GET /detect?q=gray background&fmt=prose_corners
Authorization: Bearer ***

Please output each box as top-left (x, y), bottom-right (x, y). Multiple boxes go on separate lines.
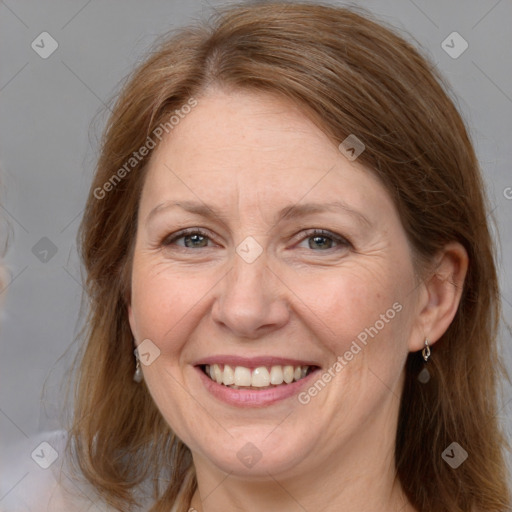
top-left (1, 0), bottom-right (511, 492)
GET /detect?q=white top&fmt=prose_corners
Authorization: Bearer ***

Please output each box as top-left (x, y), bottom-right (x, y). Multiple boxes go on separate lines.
top-left (0, 430), bottom-right (189, 511)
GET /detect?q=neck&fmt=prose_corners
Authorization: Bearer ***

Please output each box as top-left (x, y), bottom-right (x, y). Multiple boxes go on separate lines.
top-left (189, 463), bottom-right (413, 512)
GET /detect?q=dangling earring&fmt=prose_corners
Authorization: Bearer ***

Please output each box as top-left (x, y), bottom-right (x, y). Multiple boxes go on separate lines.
top-left (133, 351), bottom-right (143, 383)
top-left (418, 338), bottom-right (432, 384)
top-left (422, 338), bottom-right (431, 362)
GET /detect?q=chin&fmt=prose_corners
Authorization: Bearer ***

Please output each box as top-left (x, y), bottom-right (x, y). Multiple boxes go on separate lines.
top-left (192, 432), bottom-right (317, 479)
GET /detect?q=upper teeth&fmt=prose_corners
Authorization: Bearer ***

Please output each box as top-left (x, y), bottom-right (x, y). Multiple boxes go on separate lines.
top-left (205, 364), bottom-right (310, 388)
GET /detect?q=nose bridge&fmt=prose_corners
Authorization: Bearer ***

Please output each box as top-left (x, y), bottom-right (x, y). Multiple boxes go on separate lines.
top-left (211, 245), bottom-right (289, 338)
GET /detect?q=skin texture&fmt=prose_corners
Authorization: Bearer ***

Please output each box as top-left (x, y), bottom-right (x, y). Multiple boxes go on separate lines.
top-left (128, 89), bottom-right (468, 511)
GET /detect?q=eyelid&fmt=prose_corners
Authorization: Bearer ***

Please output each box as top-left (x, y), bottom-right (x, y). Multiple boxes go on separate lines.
top-left (160, 227), bottom-right (351, 251)
top-left (294, 228), bottom-right (352, 249)
top-left (161, 227), bottom-right (216, 247)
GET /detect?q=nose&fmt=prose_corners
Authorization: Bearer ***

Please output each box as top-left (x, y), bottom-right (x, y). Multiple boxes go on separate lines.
top-left (211, 250), bottom-right (290, 339)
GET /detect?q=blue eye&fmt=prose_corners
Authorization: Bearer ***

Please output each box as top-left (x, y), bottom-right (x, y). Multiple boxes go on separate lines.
top-left (161, 228), bottom-right (350, 252)
top-left (297, 229), bottom-right (350, 251)
top-left (162, 229), bottom-right (212, 248)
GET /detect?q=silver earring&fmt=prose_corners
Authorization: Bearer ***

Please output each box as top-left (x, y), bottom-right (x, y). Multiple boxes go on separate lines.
top-left (133, 353), bottom-right (143, 383)
top-left (422, 338), bottom-right (431, 362)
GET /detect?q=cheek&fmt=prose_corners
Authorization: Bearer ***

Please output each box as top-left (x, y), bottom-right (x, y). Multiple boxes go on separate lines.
top-left (130, 261), bottom-right (219, 353)
top-left (292, 264), bottom-right (406, 352)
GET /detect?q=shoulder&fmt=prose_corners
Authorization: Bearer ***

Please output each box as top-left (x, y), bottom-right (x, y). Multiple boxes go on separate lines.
top-left (0, 430), bottom-right (189, 511)
top-left (0, 429), bottom-right (111, 511)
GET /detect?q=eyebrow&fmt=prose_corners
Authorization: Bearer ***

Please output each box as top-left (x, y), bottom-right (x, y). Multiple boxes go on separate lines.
top-left (146, 199), bottom-right (371, 228)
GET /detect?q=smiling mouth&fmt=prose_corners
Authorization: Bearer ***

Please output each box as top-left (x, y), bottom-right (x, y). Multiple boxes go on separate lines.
top-left (200, 363), bottom-right (319, 390)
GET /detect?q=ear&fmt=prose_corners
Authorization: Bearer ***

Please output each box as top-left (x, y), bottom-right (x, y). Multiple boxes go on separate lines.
top-left (408, 242), bottom-right (468, 352)
top-left (128, 303), bottom-right (137, 342)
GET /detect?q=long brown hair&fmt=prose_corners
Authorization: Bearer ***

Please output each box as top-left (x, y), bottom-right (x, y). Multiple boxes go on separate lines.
top-left (70, 2), bottom-right (511, 511)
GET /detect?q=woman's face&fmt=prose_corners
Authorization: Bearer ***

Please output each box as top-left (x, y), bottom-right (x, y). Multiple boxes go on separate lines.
top-left (128, 89), bottom-right (422, 480)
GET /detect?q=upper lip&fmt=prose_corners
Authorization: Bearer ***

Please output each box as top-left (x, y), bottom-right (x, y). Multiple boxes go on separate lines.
top-left (193, 355), bottom-right (321, 369)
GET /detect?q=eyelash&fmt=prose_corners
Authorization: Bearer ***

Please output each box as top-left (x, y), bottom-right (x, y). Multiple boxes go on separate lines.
top-left (161, 228), bottom-right (211, 248)
top-left (161, 228), bottom-right (351, 252)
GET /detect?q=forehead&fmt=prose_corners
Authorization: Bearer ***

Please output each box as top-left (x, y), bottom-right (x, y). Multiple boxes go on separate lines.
top-left (140, 89), bottom-right (393, 220)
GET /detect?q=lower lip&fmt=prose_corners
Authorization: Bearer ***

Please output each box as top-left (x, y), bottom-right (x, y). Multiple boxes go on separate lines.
top-left (195, 366), bottom-right (321, 407)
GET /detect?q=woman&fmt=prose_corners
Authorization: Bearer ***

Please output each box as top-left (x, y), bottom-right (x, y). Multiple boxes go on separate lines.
top-left (2, 2), bottom-right (509, 511)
